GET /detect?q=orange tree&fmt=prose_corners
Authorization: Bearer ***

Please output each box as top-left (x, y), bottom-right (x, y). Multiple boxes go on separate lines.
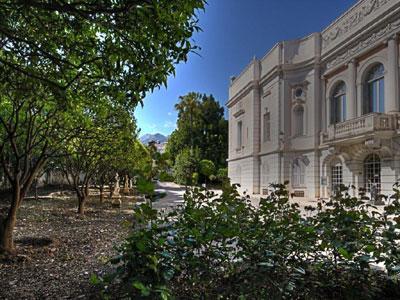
top-left (0, 0), bottom-right (206, 253)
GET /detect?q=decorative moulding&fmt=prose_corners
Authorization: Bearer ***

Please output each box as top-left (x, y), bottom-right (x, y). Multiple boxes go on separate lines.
top-left (233, 109), bottom-right (245, 118)
top-left (326, 18), bottom-right (400, 70)
top-left (322, 0), bottom-right (393, 50)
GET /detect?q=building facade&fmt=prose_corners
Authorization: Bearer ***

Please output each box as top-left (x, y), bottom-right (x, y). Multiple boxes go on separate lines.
top-left (227, 0), bottom-right (400, 200)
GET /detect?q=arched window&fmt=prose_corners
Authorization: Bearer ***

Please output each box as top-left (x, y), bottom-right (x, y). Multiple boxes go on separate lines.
top-left (331, 162), bottom-right (343, 192)
top-left (293, 105), bottom-right (304, 136)
top-left (364, 64), bottom-right (384, 114)
top-left (292, 158), bottom-right (305, 187)
top-left (331, 82), bottom-right (346, 124)
top-left (364, 154), bottom-right (381, 193)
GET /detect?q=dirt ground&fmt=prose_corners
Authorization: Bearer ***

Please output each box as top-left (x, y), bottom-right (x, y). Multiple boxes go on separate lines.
top-left (0, 188), bottom-right (136, 299)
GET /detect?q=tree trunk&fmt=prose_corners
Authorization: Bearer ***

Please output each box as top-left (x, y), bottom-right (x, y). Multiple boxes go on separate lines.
top-left (77, 184), bottom-right (89, 215)
top-left (0, 188), bottom-right (21, 254)
top-left (77, 195), bottom-right (86, 215)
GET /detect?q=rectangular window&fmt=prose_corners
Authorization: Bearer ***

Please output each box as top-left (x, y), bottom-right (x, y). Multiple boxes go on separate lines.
top-left (263, 111), bottom-right (271, 142)
top-left (237, 121), bottom-right (242, 149)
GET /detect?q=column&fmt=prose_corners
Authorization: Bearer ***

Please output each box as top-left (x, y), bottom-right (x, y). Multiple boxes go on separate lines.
top-left (357, 81), bottom-right (363, 117)
top-left (387, 35), bottom-right (399, 113)
top-left (347, 59), bottom-right (357, 119)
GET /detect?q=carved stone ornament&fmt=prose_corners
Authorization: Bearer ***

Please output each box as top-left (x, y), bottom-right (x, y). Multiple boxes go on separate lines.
top-left (327, 18), bottom-right (400, 69)
top-left (322, 0), bottom-right (392, 49)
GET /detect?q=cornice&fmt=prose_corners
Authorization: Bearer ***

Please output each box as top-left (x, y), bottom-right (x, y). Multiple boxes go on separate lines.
top-left (322, 0), bottom-right (394, 50)
top-left (226, 80), bottom-right (259, 108)
top-left (324, 17), bottom-right (400, 72)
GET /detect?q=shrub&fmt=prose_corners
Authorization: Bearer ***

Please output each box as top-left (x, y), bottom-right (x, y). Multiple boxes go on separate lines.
top-left (159, 171), bottom-right (174, 182)
top-left (136, 178), bottom-right (155, 199)
top-left (173, 148), bottom-right (199, 185)
top-left (216, 167), bottom-right (228, 183)
top-left (199, 159), bottom-right (215, 185)
top-left (97, 183), bottom-right (400, 299)
top-left (191, 172), bottom-right (199, 185)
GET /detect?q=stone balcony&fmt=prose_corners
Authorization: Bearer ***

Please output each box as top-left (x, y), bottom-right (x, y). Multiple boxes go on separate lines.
top-left (322, 113), bottom-right (400, 144)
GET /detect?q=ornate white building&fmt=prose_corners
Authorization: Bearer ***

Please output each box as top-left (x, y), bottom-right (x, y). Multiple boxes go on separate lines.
top-left (227, 0), bottom-right (400, 200)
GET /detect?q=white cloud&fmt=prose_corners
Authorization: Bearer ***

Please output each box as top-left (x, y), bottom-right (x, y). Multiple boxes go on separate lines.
top-left (167, 112), bottom-right (173, 116)
top-left (164, 121), bottom-right (176, 129)
top-left (149, 123), bottom-right (158, 130)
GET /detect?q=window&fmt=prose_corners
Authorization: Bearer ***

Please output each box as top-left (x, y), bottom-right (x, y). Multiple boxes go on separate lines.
top-left (331, 82), bottom-right (346, 124)
top-left (292, 159), bottom-right (305, 187)
top-left (364, 64), bottom-right (384, 114)
top-left (237, 121), bottom-right (243, 149)
top-left (263, 110), bottom-right (271, 142)
top-left (293, 106), bottom-right (304, 136)
top-left (364, 154), bottom-right (381, 193)
top-left (331, 164), bottom-right (343, 192)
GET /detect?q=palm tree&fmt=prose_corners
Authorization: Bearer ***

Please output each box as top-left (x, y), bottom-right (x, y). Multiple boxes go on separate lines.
top-left (174, 92), bottom-right (201, 151)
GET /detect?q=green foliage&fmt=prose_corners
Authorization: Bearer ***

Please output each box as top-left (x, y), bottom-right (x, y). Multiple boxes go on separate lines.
top-left (99, 183), bottom-right (400, 299)
top-left (199, 159), bottom-right (215, 178)
top-left (136, 178), bottom-right (155, 199)
top-left (165, 93), bottom-right (228, 170)
top-left (0, 1), bottom-right (206, 106)
top-left (0, 0), bottom-right (205, 249)
top-left (216, 168), bottom-right (228, 183)
top-left (158, 172), bottom-right (174, 182)
top-left (173, 148), bottom-right (200, 185)
top-left (192, 172), bottom-right (199, 185)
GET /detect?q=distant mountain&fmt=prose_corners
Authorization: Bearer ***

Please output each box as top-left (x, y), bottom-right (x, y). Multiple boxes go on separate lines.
top-left (140, 133), bottom-right (168, 145)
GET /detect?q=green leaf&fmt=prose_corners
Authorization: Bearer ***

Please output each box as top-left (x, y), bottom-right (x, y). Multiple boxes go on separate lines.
top-left (133, 281), bottom-right (151, 296)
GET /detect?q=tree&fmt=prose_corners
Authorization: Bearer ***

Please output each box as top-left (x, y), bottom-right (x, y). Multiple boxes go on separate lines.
top-left (173, 148), bottom-right (200, 186)
top-left (0, 74), bottom-right (78, 253)
top-left (199, 159), bottom-right (215, 186)
top-left (166, 93), bottom-right (228, 173)
top-left (0, 0), bottom-right (206, 253)
top-left (59, 101), bottom-right (136, 215)
top-left (0, 1), bottom-right (206, 105)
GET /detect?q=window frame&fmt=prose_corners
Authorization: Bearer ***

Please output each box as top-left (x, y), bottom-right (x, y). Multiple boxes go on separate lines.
top-left (292, 158), bottom-right (305, 188)
top-left (364, 64), bottom-right (385, 115)
top-left (293, 105), bottom-right (305, 137)
top-left (331, 82), bottom-right (347, 124)
top-left (237, 121), bottom-right (243, 150)
top-left (263, 110), bottom-right (271, 142)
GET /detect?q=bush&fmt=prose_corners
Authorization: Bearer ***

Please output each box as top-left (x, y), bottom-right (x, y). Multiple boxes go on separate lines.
top-left (136, 178), bottom-right (155, 199)
top-left (173, 148), bottom-right (199, 185)
top-left (191, 172), bottom-right (199, 185)
top-left (199, 159), bottom-right (215, 185)
top-left (159, 171), bottom-right (174, 182)
top-left (97, 183), bottom-right (400, 299)
top-left (216, 167), bottom-right (228, 183)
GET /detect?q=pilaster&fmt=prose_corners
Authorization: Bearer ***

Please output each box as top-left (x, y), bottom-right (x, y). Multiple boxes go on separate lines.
top-left (386, 35), bottom-right (399, 113)
top-left (347, 59), bottom-right (357, 119)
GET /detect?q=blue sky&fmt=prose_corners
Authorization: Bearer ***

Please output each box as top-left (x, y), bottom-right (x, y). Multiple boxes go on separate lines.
top-left (135, 0), bottom-right (356, 136)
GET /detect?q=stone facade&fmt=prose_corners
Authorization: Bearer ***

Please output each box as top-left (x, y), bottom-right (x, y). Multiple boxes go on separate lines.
top-left (227, 0), bottom-right (400, 200)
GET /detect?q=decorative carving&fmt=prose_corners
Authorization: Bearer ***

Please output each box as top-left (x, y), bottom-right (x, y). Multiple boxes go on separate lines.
top-left (326, 18), bottom-right (400, 69)
top-left (290, 81), bottom-right (309, 102)
top-left (322, 0), bottom-right (392, 49)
